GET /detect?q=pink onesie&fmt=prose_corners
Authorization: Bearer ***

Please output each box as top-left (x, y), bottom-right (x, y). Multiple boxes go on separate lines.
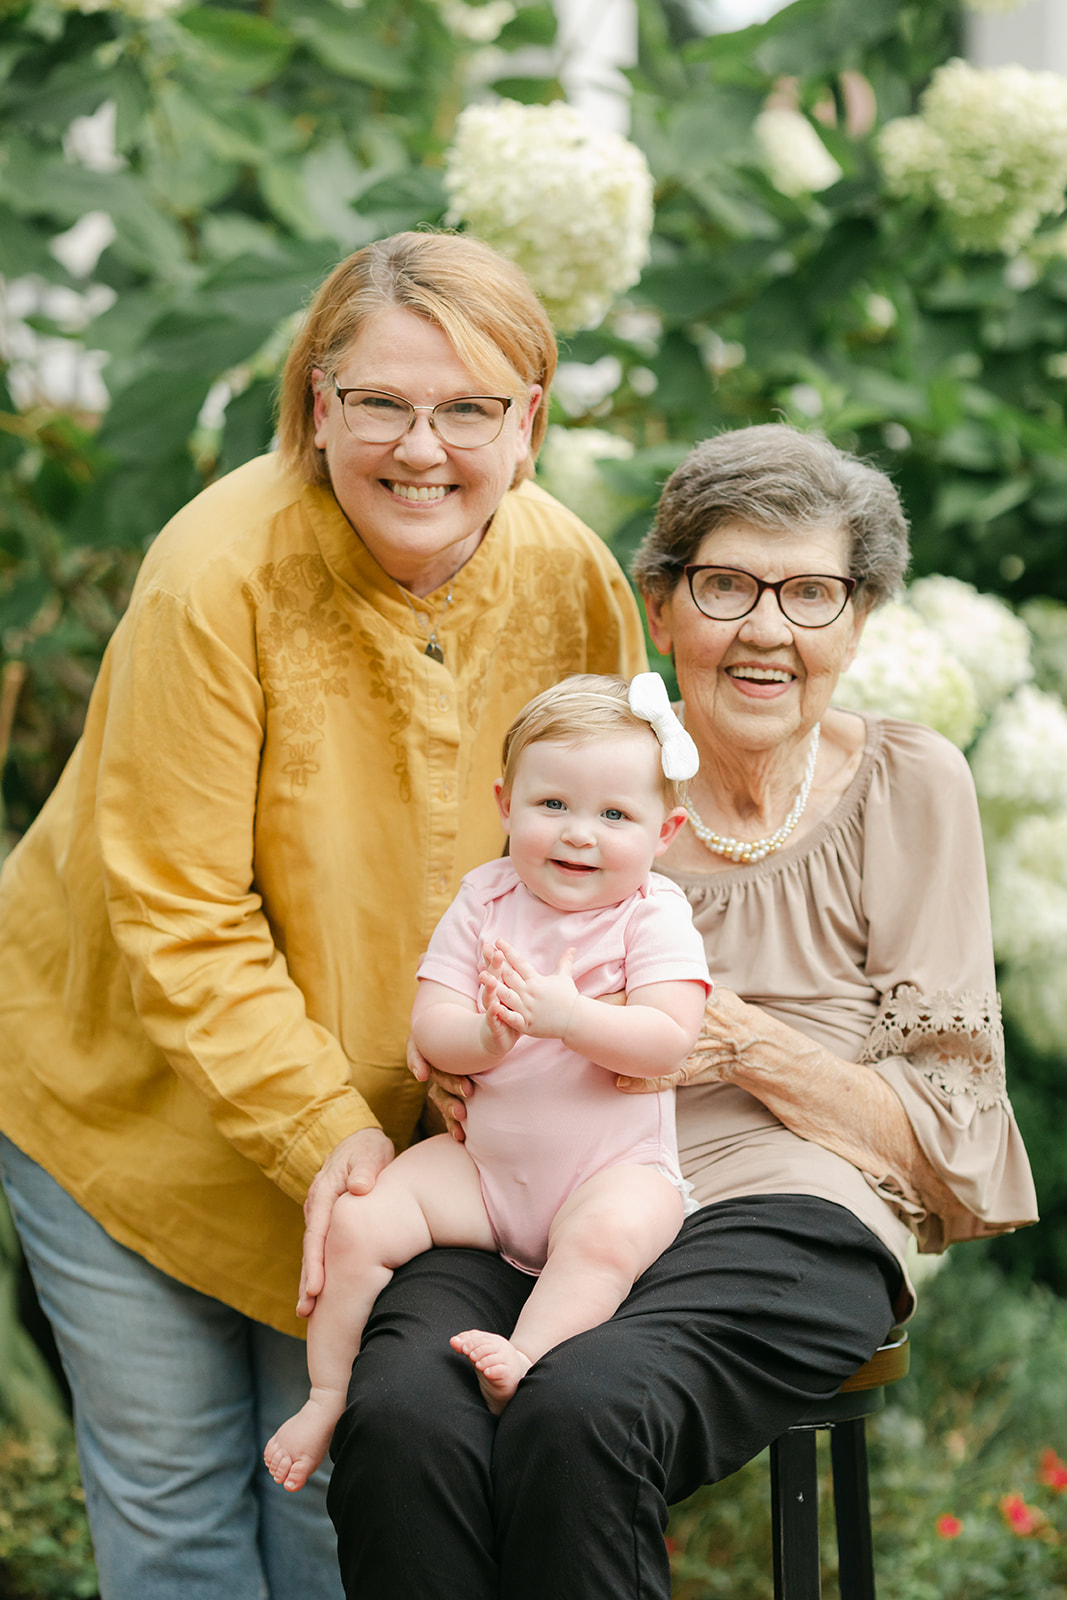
top-left (416, 857), bottom-right (711, 1274)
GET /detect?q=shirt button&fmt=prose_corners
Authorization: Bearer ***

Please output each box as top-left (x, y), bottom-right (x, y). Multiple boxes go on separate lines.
top-left (437, 693), bottom-right (450, 711)
top-left (435, 874), bottom-right (449, 895)
top-left (440, 783), bottom-right (453, 801)
top-left (416, 612), bottom-right (429, 627)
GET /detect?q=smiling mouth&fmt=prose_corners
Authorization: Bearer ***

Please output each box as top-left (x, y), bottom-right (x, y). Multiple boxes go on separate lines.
top-left (552, 860), bottom-right (597, 874)
top-left (386, 482), bottom-right (454, 503)
top-left (727, 666), bottom-right (794, 683)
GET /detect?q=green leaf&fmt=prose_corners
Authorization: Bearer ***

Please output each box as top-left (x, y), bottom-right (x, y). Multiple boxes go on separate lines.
top-left (286, 9), bottom-right (413, 87)
top-left (843, 366), bottom-right (926, 420)
top-left (95, 369), bottom-right (213, 464)
top-left (177, 7), bottom-right (295, 90)
top-left (937, 420), bottom-right (1002, 472)
top-left (497, 2), bottom-right (557, 48)
top-left (0, 573), bottom-right (50, 635)
top-left (487, 76), bottom-right (561, 105)
top-left (0, 205), bottom-right (60, 277)
top-left (299, 137), bottom-right (379, 248)
top-left (152, 83), bottom-right (267, 168)
top-left (934, 475), bottom-right (1033, 530)
top-left (200, 243), bottom-right (339, 325)
top-left (137, 311), bottom-right (273, 377)
top-left (199, 213), bottom-right (291, 264)
top-left (215, 378), bottom-right (277, 477)
top-left (3, 55), bottom-right (119, 136)
top-left (259, 158), bottom-right (335, 242)
top-left (663, 87), bottom-right (763, 172)
top-left (634, 262), bottom-right (737, 321)
top-left (750, 0), bottom-right (901, 80)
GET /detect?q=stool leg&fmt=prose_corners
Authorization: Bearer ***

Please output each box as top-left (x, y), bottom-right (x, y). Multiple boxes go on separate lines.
top-left (830, 1418), bottom-right (875, 1600)
top-left (770, 1428), bottom-right (821, 1600)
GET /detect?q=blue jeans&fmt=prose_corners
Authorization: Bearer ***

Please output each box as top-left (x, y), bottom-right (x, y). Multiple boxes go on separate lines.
top-left (0, 1134), bottom-right (343, 1600)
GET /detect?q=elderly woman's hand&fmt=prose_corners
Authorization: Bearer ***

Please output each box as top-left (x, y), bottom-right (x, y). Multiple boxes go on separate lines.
top-left (407, 1033), bottom-right (472, 1142)
top-left (298, 1127), bottom-right (395, 1317)
top-left (615, 987), bottom-right (762, 1093)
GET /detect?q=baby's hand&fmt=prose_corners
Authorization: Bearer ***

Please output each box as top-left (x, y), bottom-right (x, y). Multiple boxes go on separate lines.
top-left (478, 958), bottom-right (521, 1058)
top-left (488, 941), bottom-right (580, 1042)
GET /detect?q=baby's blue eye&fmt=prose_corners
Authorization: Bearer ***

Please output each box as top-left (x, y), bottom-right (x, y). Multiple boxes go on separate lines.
top-left (604, 808), bottom-right (625, 821)
top-left (544, 798), bottom-right (565, 810)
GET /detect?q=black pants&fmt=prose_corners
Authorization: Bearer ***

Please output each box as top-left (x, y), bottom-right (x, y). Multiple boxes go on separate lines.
top-left (327, 1195), bottom-right (900, 1600)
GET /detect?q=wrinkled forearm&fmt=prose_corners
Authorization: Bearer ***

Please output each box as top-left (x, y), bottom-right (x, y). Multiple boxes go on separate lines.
top-left (693, 1005), bottom-right (958, 1215)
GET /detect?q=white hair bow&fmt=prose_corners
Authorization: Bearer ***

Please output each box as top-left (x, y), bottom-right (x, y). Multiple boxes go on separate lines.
top-left (628, 673), bottom-right (699, 782)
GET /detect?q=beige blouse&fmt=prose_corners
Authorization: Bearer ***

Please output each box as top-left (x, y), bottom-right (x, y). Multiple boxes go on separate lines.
top-left (664, 714), bottom-right (1038, 1314)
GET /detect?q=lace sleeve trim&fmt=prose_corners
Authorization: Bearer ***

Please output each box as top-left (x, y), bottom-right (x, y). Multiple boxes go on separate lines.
top-left (857, 985), bottom-right (1007, 1112)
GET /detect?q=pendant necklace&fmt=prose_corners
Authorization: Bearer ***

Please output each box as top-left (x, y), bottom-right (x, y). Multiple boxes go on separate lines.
top-left (394, 572), bottom-right (458, 664)
top-left (684, 723), bottom-right (821, 865)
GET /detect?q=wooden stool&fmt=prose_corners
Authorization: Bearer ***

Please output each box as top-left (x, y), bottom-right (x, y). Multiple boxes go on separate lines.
top-left (769, 1329), bottom-right (910, 1600)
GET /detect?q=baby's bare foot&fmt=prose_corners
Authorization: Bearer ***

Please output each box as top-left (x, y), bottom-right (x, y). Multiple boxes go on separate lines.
top-left (451, 1329), bottom-right (533, 1415)
top-left (264, 1397), bottom-right (339, 1492)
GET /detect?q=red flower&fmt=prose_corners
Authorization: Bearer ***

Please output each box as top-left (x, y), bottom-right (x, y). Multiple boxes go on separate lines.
top-left (1000, 1493), bottom-right (1041, 1536)
top-left (1038, 1449), bottom-right (1067, 1493)
top-left (936, 1513), bottom-right (963, 1539)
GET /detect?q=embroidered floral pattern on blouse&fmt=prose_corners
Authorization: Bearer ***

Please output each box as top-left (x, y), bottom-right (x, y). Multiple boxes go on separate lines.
top-left (858, 985), bottom-right (1007, 1110)
top-left (464, 547), bottom-right (622, 732)
top-left (243, 556), bottom-right (355, 797)
top-left (359, 624), bottom-right (414, 804)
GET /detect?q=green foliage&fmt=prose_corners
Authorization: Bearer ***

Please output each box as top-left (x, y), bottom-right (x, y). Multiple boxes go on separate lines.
top-left (0, 1427), bottom-right (97, 1600)
top-left (0, 1192), bottom-right (68, 1440)
top-left (572, 0), bottom-right (1067, 617)
top-left (668, 1248), bottom-right (1067, 1599)
top-left (989, 1020), bottom-right (1067, 1298)
top-left (0, 0), bottom-right (558, 833)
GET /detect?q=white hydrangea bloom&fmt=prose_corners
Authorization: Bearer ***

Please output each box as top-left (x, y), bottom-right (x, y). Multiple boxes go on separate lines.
top-left (970, 685), bottom-right (1067, 825)
top-left (754, 108), bottom-right (843, 198)
top-left (987, 811), bottom-right (1067, 968)
top-left (433, 0), bottom-right (515, 42)
top-left (908, 574), bottom-right (1032, 718)
top-left (535, 425), bottom-right (635, 539)
top-left (878, 58), bottom-right (1067, 254)
top-left (444, 99), bottom-right (655, 333)
top-left (833, 600), bottom-right (979, 749)
top-left (552, 356), bottom-right (623, 416)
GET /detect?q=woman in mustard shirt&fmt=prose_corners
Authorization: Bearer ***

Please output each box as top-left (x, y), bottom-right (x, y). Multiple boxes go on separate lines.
top-left (0, 230), bottom-right (645, 1600)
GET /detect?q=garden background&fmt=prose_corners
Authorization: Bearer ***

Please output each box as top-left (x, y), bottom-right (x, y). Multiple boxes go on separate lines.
top-left (4, 0), bottom-right (1067, 1593)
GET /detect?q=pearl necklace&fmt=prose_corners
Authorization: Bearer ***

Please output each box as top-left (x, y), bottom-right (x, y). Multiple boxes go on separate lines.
top-left (684, 724), bottom-right (821, 865)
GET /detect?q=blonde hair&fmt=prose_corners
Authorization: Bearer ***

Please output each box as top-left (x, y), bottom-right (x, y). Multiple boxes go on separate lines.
top-left (500, 675), bottom-right (683, 805)
top-left (277, 230), bottom-right (557, 489)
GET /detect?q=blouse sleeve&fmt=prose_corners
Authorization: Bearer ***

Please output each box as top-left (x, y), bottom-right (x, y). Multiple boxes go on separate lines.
top-left (857, 719), bottom-right (1038, 1250)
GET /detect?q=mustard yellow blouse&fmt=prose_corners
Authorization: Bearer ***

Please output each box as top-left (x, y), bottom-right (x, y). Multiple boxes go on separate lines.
top-left (0, 455), bottom-right (646, 1335)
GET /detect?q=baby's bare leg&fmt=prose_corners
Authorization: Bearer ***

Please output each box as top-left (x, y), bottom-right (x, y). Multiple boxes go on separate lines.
top-left (265, 1135), bottom-right (494, 1490)
top-left (452, 1164), bottom-right (684, 1414)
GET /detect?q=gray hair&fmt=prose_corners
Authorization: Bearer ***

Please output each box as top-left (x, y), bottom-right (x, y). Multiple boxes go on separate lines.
top-left (631, 424), bottom-right (909, 609)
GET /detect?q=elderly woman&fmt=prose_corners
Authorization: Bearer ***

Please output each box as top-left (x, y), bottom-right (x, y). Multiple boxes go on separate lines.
top-left (0, 231), bottom-right (644, 1600)
top-left (326, 423), bottom-right (1037, 1600)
